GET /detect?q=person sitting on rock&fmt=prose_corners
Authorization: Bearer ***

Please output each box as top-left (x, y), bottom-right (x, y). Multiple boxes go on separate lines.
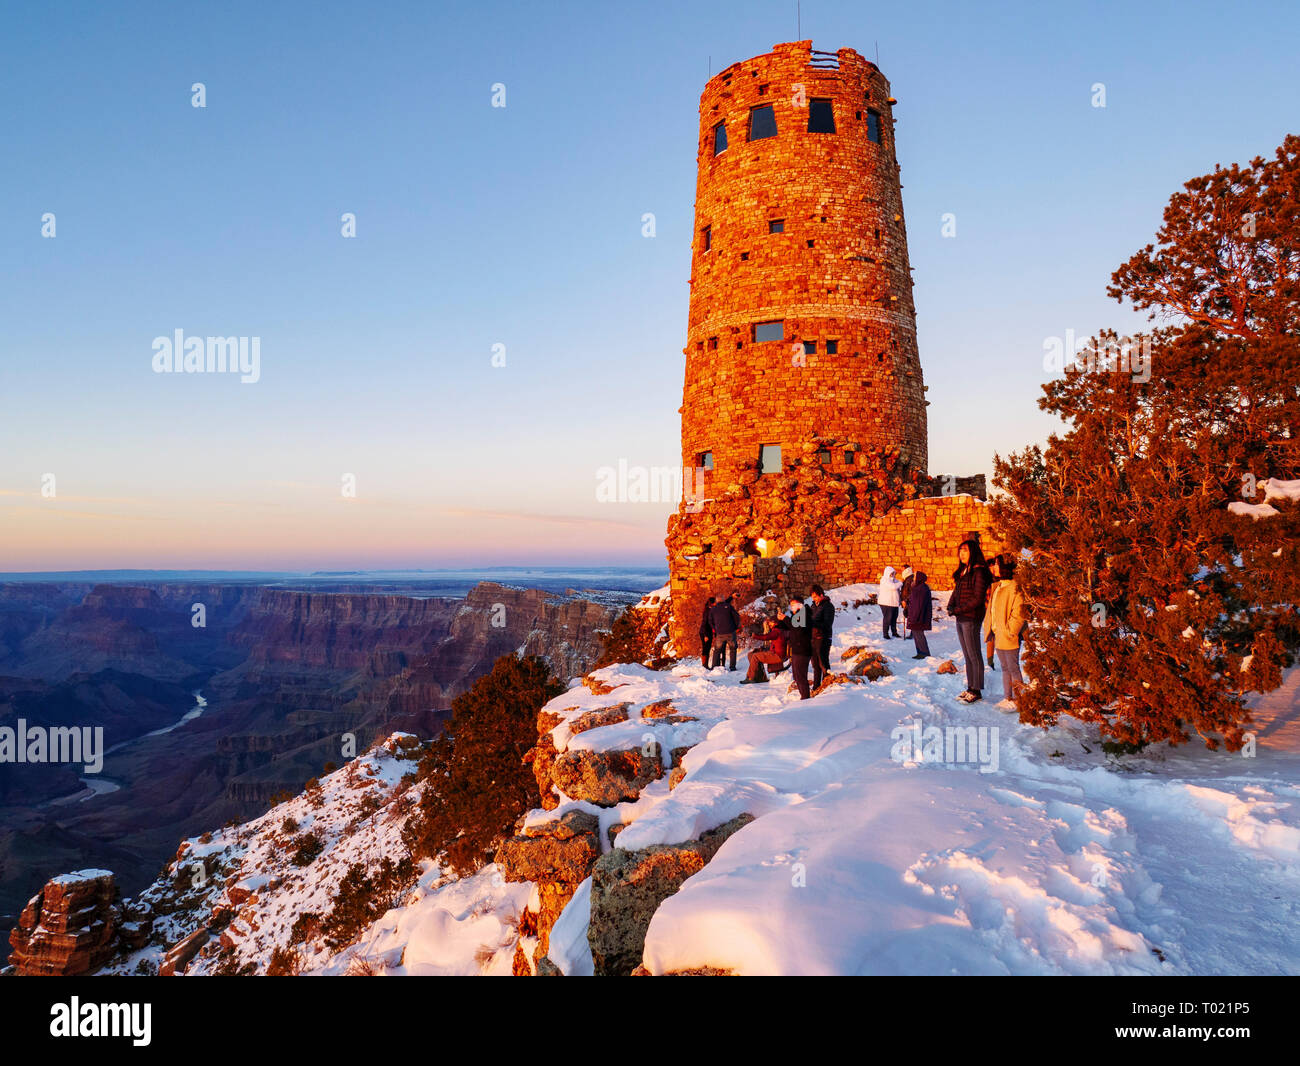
top-left (742, 616), bottom-right (788, 684)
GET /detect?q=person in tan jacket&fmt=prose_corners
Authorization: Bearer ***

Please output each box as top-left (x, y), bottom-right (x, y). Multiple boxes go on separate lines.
top-left (983, 554), bottom-right (1027, 706)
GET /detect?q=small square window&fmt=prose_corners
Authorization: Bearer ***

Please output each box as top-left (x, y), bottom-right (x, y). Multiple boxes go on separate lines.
top-left (696, 341), bottom-right (704, 351)
top-left (855, 110), bottom-right (862, 120)
top-left (749, 105), bottom-right (777, 141)
top-left (808, 98), bottom-right (835, 133)
top-left (843, 449), bottom-right (855, 465)
top-left (806, 239), bottom-right (815, 248)
top-left (826, 340), bottom-right (838, 354)
top-left (803, 340), bottom-right (816, 355)
top-left (874, 228), bottom-right (880, 241)
top-left (753, 321), bottom-right (784, 343)
top-left (818, 449), bottom-right (832, 464)
top-left (736, 341), bottom-right (743, 350)
top-left (768, 219), bottom-right (784, 234)
top-left (866, 110), bottom-right (882, 143)
top-left (708, 336), bottom-right (718, 350)
top-left (759, 444), bottom-right (782, 475)
top-left (699, 451), bottom-right (714, 471)
top-left (701, 225), bottom-right (712, 251)
top-left (713, 122), bottom-right (728, 155)
top-left (740, 251), bottom-right (749, 261)
top-left (758, 83), bottom-right (769, 96)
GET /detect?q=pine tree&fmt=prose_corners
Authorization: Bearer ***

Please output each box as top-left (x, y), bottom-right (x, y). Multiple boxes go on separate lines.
top-left (403, 653), bottom-right (563, 874)
top-left (993, 136), bottom-right (1300, 750)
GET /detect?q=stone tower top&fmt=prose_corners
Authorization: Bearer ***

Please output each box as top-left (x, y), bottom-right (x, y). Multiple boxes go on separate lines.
top-left (681, 40), bottom-right (927, 493)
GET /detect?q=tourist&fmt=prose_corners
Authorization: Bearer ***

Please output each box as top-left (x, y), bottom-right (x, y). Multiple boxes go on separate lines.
top-left (983, 554), bottom-right (1027, 707)
top-left (808, 583), bottom-right (835, 686)
top-left (947, 539), bottom-right (992, 703)
top-left (741, 616), bottom-right (788, 684)
top-left (878, 566), bottom-right (902, 639)
top-left (708, 592), bottom-right (741, 671)
top-left (779, 596), bottom-right (814, 699)
top-left (906, 570), bottom-right (932, 659)
top-left (698, 595), bottom-right (716, 670)
top-left (983, 560), bottom-right (1000, 672)
top-left (899, 565), bottom-right (915, 638)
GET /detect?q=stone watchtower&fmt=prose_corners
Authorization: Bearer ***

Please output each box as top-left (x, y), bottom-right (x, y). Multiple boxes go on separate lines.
top-left (666, 42), bottom-right (990, 655)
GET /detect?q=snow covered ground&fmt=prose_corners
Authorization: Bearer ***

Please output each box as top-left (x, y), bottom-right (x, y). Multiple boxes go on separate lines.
top-left (112, 583), bottom-right (1300, 977)
top-left (536, 583), bottom-right (1300, 975)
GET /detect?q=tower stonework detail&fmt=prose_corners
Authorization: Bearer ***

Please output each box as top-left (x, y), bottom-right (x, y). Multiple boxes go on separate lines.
top-left (665, 41), bottom-right (995, 654)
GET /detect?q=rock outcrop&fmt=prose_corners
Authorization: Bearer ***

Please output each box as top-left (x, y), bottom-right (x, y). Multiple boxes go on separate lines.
top-left (6, 870), bottom-right (145, 976)
top-left (588, 814), bottom-right (754, 976)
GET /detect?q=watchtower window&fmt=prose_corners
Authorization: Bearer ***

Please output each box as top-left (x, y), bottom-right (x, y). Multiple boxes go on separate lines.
top-left (708, 336), bottom-right (718, 350)
top-left (808, 99), bottom-right (835, 133)
top-left (826, 340), bottom-right (838, 354)
top-left (817, 449), bottom-right (832, 464)
top-left (768, 219), bottom-right (784, 233)
top-left (758, 83), bottom-right (769, 96)
top-left (749, 105), bottom-right (777, 141)
top-left (753, 321), bottom-right (784, 343)
top-left (803, 340), bottom-right (816, 355)
top-left (866, 110), bottom-right (882, 143)
top-left (699, 451), bottom-right (714, 471)
top-left (759, 444), bottom-right (782, 475)
top-left (713, 122), bottom-right (728, 155)
top-left (843, 448), bottom-right (855, 465)
top-left (701, 225), bottom-right (712, 252)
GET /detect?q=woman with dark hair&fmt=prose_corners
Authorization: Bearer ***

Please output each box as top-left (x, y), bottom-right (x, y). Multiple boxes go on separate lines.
top-left (946, 538), bottom-right (992, 703)
top-left (698, 596), bottom-right (716, 670)
top-left (984, 553), bottom-right (1027, 707)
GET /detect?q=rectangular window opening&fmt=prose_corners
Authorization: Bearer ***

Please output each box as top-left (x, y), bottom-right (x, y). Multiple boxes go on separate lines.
top-left (802, 340), bottom-right (816, 355)
top-left (708, 336), bottom-right (718, 350)
top-left (866, 109), bottom-right (882, 143)
top-left (753, 320), bottom-right (784, 343)
top-left (749, 104), bottom-right (777, 141)
top-left (713, 122), bottom-right (728, 155)
top-left (699, 451), bottom-right (714, 471)
top-left (759, 444), bottom-right (782, 475)
top-left (826, 340), bottom-right (838, 354)
top-left (768, 218), bottom-right (784, 234)
top-left (843, 448), bottom-right (855, 465)
top-left (701, 225), bottom-right (712, 251)
top-left (817, 449), bottom-right (832, 464)
top-left (808, 98), bottom-right (835, 134)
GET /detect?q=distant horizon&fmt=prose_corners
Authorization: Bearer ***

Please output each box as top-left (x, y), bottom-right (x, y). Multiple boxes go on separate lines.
top-left (0, 563), bottom-right (671, 579)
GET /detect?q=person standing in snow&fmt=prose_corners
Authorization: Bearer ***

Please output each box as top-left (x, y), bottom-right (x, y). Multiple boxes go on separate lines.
top-left (899, 565), bottom-right (915, 639)
top-left (808, 583), bottom-right (835, 687)
top-left (742, 616), bottom-right (788, 683)
top-left (709, 592), bottom-right (741, 671)
top-left (779, 596), bottom-right (814, 699)
top-left (906, 571), bottom-right (932, 659)
top-left (983, 554), bottom-right (1027, 706)
top-left (877, 566), bottom-right (902, 639)
top-left (698, 596), bottom-right (716, 670)
top-left (947, 539), bottom-right (992, 703)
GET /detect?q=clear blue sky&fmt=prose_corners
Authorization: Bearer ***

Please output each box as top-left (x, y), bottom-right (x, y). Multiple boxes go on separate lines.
top-left (2, 0), bottom-right (1297, 569)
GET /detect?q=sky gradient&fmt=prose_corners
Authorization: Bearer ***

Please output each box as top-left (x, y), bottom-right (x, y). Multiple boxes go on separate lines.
top-left (2, 0), bottom-right (1297, 570)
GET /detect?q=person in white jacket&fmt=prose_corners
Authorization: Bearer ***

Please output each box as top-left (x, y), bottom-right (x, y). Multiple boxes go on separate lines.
top-left (878, 565), bottom-right (903, 639)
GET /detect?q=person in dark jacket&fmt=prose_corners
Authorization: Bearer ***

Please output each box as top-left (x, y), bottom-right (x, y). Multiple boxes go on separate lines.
top-left (899, 566), bottom-right (915, 639)
top-left (708, 592), bottom-right (741, 671)
top-left (906, 571), bottom-right (932, 658)
top-left (808, 583), bottom-right (835, 687)
top-left (946, 539), bottom-right (992, 702)
top-left (742, 616), bottom-right (788, 683)
top-left (698, 596), bottom-right (716, 670)
top-left (778, 596), bottom-right (814, 699)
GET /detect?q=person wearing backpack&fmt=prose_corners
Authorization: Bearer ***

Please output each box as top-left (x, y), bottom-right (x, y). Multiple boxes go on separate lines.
top-left (946, 539), bottom-right (992, 703)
